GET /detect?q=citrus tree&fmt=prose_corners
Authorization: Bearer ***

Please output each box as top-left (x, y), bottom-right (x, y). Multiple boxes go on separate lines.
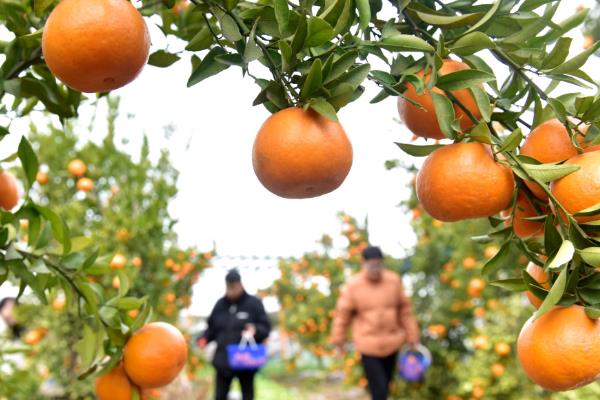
top-left (0, 96), bottom-right (211, 399)
top-left (3, 0), bottom-right (600, 396)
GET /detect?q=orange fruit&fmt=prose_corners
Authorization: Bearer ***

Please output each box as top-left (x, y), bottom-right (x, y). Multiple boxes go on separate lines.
top-left (123, 322), bottom-right (188, 388)
top-left (76, 177), bottom-right (94, 192)
top-left (165, 293), bottom-right (176, 303)
top-left (96, 365), bottom-right (140, 400)
top-left (110, 253), bottom-right (127, 269)
top-left (112, 276), bottom-right (121, 289)
top-left (484, 245), bottom-right (499, 259)
top-left (172, 0), bottom-right (189, 15)
top-left (416, 143), bottom-right (515, 221)
top-left (164, 258), bottom-right (174, 269)
top-left (472, 386), bottom-right (484, 399)
top-left (551, 151), bottom-right (600, 223)
top-left (67, 159), bottom-right (87, 177)
top-left (583, 35), bottom-right (594, 50)
top-left (517, 305), bottom-right (600, 391)
top-left (252, 107), bottom-right (353, 198)
top-left (525, 262), bottom-right (550, 309)
top-left (0, 171), bottom-right (20, 211)
top-left (495, 342), bottom-right (511, 357)
top-left (132, 256), bottom-right (143, 268)
top-left (473, 335), bottom-right (489, 350)
top-left (467, 278), bottom-right (486, 298)
top-left (397, 60), bottom-right (482, 139)
top-left (450, 279), bottom-right (461, 289)
top-left (427, 324), bottom-right (447, 337)
top-left (462, 256), bottom-right (477, 269)
top-left (502, 192), bottom-right (547, 238)
top-left (491, 362), bottom-right (505, 378)
top-left (24, 328), bottom-right (46, 345)
top-left (520, 119), bottom-right (587, 200)
top-left (128, 309), bottom-right (140, 319)
top-left (116, 228), bottom-right (130, 242)
top-left (52, 296), bottom-right (65, 311)
top-left (36, 171), bottom-right (49, 185)
top-left (473, 307), bottom-right (485, 318)
top-left (42, 0), bottom-right (150, 93)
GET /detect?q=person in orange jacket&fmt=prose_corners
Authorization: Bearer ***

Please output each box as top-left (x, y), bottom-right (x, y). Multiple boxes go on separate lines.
top-left (330, 246), bottom-right (421, 400)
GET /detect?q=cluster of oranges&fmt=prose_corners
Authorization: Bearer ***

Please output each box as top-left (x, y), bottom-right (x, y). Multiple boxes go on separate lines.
top-left (95, 322), bottom-right (187, 400)
top-left (399, 60), bottom-right (600, 392)
top-left (401, 60), bottom-right (600, 231)
top-left (67, 159), bottom-right (94, 192)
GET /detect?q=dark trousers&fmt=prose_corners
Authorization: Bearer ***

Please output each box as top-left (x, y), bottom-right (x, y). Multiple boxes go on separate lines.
top-left (215, 369), bottom-right (256, 400)
top-left (361, 352), bottom-right (398, 400)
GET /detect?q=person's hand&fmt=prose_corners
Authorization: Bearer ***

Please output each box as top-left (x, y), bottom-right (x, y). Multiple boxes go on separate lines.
top-left (243, 324), bottom-right (256, 337)
top-left (408, 342), bottom-right (420, 352)
top-left (197, 337), bottom-right (208, 349)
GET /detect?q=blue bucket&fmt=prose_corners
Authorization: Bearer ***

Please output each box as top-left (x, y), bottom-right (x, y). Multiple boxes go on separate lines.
top-left (226, 335), bottom-right (267, 371)
top-left (398, 345), bottom-right (432, 382)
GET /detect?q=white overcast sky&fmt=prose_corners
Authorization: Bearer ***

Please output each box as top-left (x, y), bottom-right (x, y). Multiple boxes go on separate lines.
top-left (0, 1), bottom-right (597, 310)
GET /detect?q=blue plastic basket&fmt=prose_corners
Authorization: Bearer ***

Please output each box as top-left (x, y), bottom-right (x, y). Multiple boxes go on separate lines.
top-left (226, 335), bottom-right (267, 371)
top-left (398, 345), bottom-right (432, 382)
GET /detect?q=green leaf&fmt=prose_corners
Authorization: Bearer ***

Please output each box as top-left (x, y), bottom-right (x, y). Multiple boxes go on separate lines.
top-left (116, 269), bottom-right (130, 297)
top-left (482, 241), bottom-right (511, 277)
top-left (62, 252), bottom-right (86, 270)
top-left (497, 128), bottom-right (522, 152)
top-left (274, 0), bottom-right (290, 35)
top-left (291, 16), bottom-right (307, 56)
top-left (18, 136), bottom-right (39, 190)
top-left (540, 37), bottom-right (572, 71)
top-left (107, 297), bottom-right (145, 311)
top-left (450, 32), bottom-right (495, 56)
top-left (575, 202), bottom-right (600, 217)
top-left (279, 40), bottom-right (293, 73)
top-left (522, 162), bottom-right (579, 183)
top-left (544, 215), bottom-right (562, 255)
top-left (305, 17), bottom-right (334, 48)
top-left (413, 10), bottom-right (483, 28)
top-left (435, 69), bottom-right (495, 91)
top-left (187, 48), bottom-right (230, 87)
top-left (219, 14), bottom-right (243, 42)
top-left (379, 34), bottom-right (435, 52)
top-left (75, 324), bottom-right (97, 369)
top-left (307, 99), bottom-right (338, 121)
top-left (534, 266), bottom-right (567, 320)
top-left (185, 27), bottom-right (213, 51)
top-left (585, 307), bottom-right (600, 319)
top-left (34, 0), bottom-right (55, 16)
top-left (324, 51), bottom-right (358, 84)
top-left (469, 122), bottom-right (492, 144)
top-left (356, 0), bottom-right (371, 30)
top-left (299, 59), bottom-right (323, 100)
top-left (334, 64), bottom-right (370, 90)
top-left (395, 142), bottom-right (444, 157)
top-left (546, 240), bottom-right (574, 271)
top-left (490, 278), bottom-right (527, 292)
top-left (580, 247), bottom-right (600, 268)
top-left (244, 21), bottom-right (261, 63)
top-left (430, 92), bottom-right (455, 138)
top-left (463, 0), bottom-right (501, 35)
top-left (549, 41), bottom-right (600, 75)
top-left (34, 205), bottom-right (71, 254)
top-left (148, 50), bottom-right (180, 68)
top-left (470, 86), bottom-right (491, 122)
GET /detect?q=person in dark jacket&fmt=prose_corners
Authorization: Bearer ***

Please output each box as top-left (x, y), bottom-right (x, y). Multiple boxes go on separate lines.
top-left (198, 269), bottom-right (271, 400)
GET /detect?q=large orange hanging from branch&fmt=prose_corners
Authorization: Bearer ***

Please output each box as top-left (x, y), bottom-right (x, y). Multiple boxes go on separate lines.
top-left (42, 0), bottom-right (150, 93)
top-left (252, 107), bottom-right (353, 199)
